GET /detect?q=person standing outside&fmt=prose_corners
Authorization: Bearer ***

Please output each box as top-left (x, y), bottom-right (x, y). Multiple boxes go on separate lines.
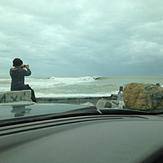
top-left (117, 86), bottom-right (125, 109)
top-left (10, 58), bottom-right (36, 102)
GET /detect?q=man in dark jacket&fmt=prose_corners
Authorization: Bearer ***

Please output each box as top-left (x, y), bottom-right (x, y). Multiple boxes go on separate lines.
top-left (10, 58), bottom-right (36, 102)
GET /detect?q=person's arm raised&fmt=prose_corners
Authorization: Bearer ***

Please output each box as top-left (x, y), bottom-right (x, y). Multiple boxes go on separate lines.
top-left (23, 65), bottom-right (31, 76)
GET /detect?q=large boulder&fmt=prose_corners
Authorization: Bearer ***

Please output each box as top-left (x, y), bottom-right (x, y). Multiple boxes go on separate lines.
top-left (123, 83), bottom-right (163, 110)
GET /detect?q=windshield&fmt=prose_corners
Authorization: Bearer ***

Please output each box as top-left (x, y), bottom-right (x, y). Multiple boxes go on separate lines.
top-left (0, 0), bottom-right (163, 120)
top-left (0, 103), bottom-right (95, 120)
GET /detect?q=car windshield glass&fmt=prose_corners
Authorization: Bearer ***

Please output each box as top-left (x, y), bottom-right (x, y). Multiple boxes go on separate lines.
top-left (0, 103), bottom-right (95, 121)
top-left (0, 1), bottom-right (163, 120)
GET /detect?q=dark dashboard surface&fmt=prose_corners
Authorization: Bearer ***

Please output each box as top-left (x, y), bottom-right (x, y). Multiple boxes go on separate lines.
top-left (0, 115), bottom-right (163, 163)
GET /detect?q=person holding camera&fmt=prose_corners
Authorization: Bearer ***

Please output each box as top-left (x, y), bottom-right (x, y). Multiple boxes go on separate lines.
top-left (10, 58), bottom-right (36, 102)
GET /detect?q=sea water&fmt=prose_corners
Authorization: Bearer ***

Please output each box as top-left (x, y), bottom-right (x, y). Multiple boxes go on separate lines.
top-left (0, 76), bottom-right (163, 97)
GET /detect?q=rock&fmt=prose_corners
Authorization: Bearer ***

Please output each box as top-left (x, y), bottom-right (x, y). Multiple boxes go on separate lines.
top-left (123, 83), bottom-right (163, 110)
top-left (96, 97), bottom-right (122, 109)
top-left (96, 98), bottom-right (113, 109)
top-left (0, 90), bottom-right (32, 103)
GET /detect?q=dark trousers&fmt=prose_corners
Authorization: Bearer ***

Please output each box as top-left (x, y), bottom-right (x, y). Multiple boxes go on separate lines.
top-left (24, 85), bottom-right (37, 102)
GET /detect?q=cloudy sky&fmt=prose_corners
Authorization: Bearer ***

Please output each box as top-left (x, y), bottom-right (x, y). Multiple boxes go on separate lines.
top-left (0, 0), bottom-right (163, 77)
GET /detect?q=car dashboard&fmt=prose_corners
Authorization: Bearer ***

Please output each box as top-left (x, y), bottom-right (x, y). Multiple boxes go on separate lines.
top-left (0, 114), bottom-right (163, 163)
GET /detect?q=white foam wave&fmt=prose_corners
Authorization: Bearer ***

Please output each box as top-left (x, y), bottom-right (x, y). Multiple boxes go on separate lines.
top-left (0, 76), bottom-right (96, 90)
top-left (0, 87), bottom-right (10, 92)
top-left (49, 76), bottom-right (95, 83)
top-left (26, 76), bottom-right (95, 89)
top-left (0, 79), bottom-right (10, 81)
top-left (0, 78), bottom-right (10, 92)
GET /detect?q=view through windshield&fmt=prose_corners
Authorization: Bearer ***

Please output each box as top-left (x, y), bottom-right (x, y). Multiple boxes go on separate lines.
top-left (1, 2), bottom-right (163, 163)
top-left (0, 76), bottom-right (163, 98)
top-left (0, 0), bottom-right (163, 112)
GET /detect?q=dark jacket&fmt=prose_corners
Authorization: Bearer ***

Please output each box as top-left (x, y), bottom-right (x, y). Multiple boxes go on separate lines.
top-left (10, 67), bottom-right (31, 91)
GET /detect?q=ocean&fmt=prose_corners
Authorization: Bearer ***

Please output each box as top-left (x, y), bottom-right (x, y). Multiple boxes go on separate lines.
top-left (0, 76), bottom-right (163, 97)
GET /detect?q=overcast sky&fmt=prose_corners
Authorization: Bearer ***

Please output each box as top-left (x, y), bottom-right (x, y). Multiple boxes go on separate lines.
top-left (0, 0), bottom-right (163, 77)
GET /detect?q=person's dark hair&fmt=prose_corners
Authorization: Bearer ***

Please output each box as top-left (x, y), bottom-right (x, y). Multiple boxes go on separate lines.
top-left (13, 58), bottom-right (23, 67)
top-left (119, 86), bottom-right (123, 92)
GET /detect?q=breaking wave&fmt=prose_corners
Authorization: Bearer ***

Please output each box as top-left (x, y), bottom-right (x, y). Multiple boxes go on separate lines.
top-left (26, 76), bottom-right (96, 89)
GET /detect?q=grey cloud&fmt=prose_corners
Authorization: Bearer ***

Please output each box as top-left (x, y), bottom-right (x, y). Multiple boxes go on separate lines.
top-left (0, 0), bottom-right (163, 76)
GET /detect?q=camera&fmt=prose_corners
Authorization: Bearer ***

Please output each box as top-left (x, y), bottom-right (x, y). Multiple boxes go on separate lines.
top-left (21, 64), bottom-right (28, 68)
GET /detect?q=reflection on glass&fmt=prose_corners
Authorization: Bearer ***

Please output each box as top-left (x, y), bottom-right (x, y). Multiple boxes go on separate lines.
top-left (11, 105), bottom-right (31, 117)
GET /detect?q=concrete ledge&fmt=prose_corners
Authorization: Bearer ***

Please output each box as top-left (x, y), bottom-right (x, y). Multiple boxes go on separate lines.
top-left (0, 90), bottom-right (32, 103)
top-left (37, 94), bottom-right (117, 105)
